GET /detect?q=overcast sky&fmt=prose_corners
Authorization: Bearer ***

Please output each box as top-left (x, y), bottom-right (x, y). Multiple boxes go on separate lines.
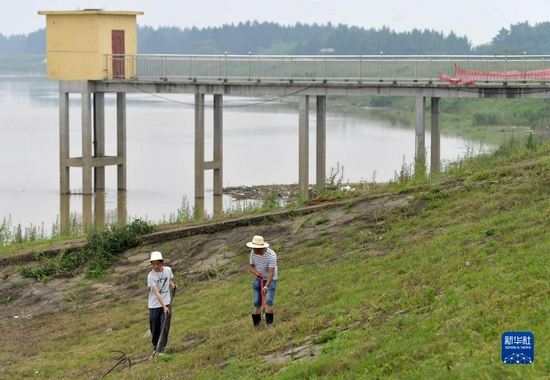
top-left (4, 0), bottom-right (550, 46)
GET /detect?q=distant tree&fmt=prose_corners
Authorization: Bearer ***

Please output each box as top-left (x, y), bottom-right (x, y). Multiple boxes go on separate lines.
top-left (190, 39), bottom-right (221, 54)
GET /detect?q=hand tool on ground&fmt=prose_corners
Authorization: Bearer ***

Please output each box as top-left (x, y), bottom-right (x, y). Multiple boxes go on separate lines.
top-left (101, 350), bottom-right (131, 378)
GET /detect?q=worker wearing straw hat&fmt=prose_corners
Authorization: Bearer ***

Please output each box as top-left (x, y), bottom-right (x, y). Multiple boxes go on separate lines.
top-left (247, 235), bottom-right (278, 327)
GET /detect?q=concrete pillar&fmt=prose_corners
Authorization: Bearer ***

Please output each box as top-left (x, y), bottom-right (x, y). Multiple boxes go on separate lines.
top-left (194, 93), bottom-right (205, 219)
top-left (213, 94), bottom-right (223, 216)
top-left (415, 96), bottom-right (426, 160)
top-left (60, 194), bottom-right (70, 232)
top-left (316, 96), bottom-right (326, 193)
top-left (83, 195), bottom-right (93, 228)
top-left (59, 90), bottom-right (70, 194)
top-left (117, 191), bottom-right (127, 224)
top-left (93, 93), bottom-right (105, 190)
top-left (430, 97), bottom-right (441, 174)
top-left (299, 95), bottom-right (310, 198)
top-left (117, 93), bottom-right (127, 190)
top-left (94, 191), bottom-right (105, 226)
top-left (415, 96), bottom-right (427, 179)
top-left (81, 83), bottom-right (93, 195)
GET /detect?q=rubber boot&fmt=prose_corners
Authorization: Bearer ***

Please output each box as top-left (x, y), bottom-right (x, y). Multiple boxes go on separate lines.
top-left (252, 313), bottom-right (262, 327)
top-left (265, 313), bottom-right (274, 325)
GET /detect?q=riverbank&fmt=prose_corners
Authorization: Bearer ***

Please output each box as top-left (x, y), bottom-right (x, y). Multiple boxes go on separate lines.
top-left (1, 136), bottom-right (548, 378)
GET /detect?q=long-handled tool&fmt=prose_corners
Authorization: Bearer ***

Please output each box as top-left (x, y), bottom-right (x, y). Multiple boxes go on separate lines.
top-left (260, 276), bottom-right (265, 315)
top-left (149, 287), bottom-right (176, 360)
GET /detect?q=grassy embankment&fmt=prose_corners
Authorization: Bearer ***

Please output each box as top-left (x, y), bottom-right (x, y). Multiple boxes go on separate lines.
top-left (2, 135), bottom-right (550, 379)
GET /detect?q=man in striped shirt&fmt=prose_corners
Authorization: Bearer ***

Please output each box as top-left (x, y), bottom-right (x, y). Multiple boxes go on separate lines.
top-left (247, 235), bottom-right (278, 327)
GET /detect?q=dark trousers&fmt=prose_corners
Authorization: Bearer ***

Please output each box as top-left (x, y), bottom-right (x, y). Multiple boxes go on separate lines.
top-left (149, 306), bottom-right (172, 351)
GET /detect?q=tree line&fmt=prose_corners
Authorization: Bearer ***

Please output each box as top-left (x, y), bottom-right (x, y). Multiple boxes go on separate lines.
top-left (0, 21), bottom-right (548, 55)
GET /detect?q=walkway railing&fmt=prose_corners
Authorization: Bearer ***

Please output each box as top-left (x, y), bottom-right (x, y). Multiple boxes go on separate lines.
top-left (105, 54), bottom-right (550, 84)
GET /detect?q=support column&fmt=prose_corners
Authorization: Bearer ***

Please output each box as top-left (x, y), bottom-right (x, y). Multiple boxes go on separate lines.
top-left (316, 96), bottom-right (326, 193)
top-left (94, 191), bottom-right (105, 226)
top-left (81, 83), bottom-right (93, 195)
top-left (415, 96), bottom-right (426, 159)
top-left (117, 191), bottom-right (127, 224)
top-left (94, 93), bottom-right (106, 190)
top-left (213, 94), bottom-right (223, 216)
top-left (299, 95), bottom-right (310, 198)
top-left (194, 93), bottom-right (205, 219)
top-left (59, 90), bottom-right (70, 194)
top-left (117, 92), bottom-right (127, 190)
top-left (60, 194), bottom-right (70, 232)
top-left (430, 97), bottom-right (441, 174)
top-left (83, 194), bottom-right (93, 228)
top-left (415, 96), bottom-right (426, 178)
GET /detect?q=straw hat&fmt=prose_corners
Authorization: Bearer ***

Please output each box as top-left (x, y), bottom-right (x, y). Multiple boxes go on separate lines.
top-left (148, 251), bottom-right (169, 262)
top-left (246, 235), bottom-right (269, 248)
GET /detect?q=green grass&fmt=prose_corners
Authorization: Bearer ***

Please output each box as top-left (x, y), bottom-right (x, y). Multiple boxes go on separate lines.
top-left (2, 135), bottom-right (550, 379)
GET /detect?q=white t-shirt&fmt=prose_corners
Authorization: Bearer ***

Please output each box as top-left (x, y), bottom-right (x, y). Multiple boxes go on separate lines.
top-left (147, 266), bottom-right (174, 308)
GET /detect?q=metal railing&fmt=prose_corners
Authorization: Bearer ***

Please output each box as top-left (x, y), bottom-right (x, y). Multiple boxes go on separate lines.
top-left (104, 54), bottom-right (550, 84)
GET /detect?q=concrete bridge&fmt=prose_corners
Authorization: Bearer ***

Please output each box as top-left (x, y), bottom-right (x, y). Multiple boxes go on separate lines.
top-left (59, 54), bottom-right (550, 218)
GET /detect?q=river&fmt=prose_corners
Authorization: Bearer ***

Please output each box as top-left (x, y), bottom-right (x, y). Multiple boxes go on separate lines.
top-left (0, 75), bottom-right (490, 237)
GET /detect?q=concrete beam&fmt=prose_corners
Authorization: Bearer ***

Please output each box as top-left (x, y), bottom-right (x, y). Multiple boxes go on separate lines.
top-left (94, 81), bottom-right (550, 99)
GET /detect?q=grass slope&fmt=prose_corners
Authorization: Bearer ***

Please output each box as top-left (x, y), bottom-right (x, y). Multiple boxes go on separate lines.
top-left (2, 136), bottom-right (550, 379)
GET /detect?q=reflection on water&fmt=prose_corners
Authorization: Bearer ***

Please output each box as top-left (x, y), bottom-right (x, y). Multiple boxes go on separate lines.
top-left (59, 191), bottom-right (127, 231)
top-left (0, 75), bottom-right (492, 235)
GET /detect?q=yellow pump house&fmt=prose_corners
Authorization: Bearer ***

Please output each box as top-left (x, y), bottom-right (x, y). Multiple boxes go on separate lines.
top-left (38, 9), bottom-right (143, 80)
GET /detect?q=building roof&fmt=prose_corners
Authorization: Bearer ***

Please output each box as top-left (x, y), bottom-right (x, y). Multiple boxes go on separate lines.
top-left (38, 10), bottom-right (144, 16)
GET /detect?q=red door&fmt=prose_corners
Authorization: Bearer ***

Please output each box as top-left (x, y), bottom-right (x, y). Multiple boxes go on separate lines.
top-left (112, 30), bottom-right (125, 78)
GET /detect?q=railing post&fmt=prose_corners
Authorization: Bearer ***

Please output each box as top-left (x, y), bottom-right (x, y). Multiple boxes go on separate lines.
top-left (290, 57), bottom-right (293, 81)
top-left (324, 57), bottom-right (327, 81)
top-left (105, 55), bottom-right (109, 79)
top-left (379, 51), bottom-right (384, 80)
top-left (248, 52), bottom-right (252, 80)
top-left (225, 52), bottom-right (228, 80)
top-left (543, 56), bottom-right (546, 83)
top-left (414, 56), bottom-right (417, 80)
top-left (358, 54), bottom-right (362, 83)
top-left (429, 57), bottom-right (433, 81)
top-left (505, 55), bottom-right (508, 82)
top-left (486, 58), bottom-right (489, 81)
top-left (466, 57), bottom-right (469, 80)
top-left (393, 57), bottom-right (396, 81)
top-left (161, 56), bottom-right (165, 79)
top-left (523, 51), bottom-right (527, 80)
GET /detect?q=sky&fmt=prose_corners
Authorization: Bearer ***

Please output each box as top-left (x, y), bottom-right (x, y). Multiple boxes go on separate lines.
top-left (4, 0), bottom-right (550, 46)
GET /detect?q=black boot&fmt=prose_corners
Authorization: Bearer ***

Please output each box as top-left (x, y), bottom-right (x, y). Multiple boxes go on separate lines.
top-left (265, 313), bottom-right (274, 325)
top-left (252, 313), bottom-right (262, 327)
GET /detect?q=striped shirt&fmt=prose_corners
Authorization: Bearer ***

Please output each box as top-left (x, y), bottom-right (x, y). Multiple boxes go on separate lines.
top-left (249, 248), bottom-right (278, 280)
